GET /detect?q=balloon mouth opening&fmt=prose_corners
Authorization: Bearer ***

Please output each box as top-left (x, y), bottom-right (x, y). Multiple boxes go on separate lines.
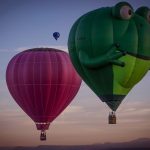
top-left (35, 122), bottom-right (50, 130)
top-left (35, 122), bottom-right (50, 141)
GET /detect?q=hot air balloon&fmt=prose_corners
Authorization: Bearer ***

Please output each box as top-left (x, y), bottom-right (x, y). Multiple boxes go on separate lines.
top-left (53, 32), bottom-right (60, 40)
top-left (68, 2), bottom-right (150, 124)
top-left (6, 48), bottom-right (81, 140)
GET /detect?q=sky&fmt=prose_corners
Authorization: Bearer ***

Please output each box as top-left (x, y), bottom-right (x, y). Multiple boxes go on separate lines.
top-left (0, 0), bottom-right (150, 147)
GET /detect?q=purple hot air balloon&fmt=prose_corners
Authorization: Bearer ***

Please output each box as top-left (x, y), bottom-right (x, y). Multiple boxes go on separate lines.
top-left (6, 48), bottom-right (81, 140)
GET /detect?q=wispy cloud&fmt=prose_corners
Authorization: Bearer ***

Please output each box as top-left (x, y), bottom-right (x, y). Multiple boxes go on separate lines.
top-left (0, 45), bottom-right (68, 53)
top-left (0, 58), bottom-right (150, 146)
top-left (16, 45), bottom-right (68, 52)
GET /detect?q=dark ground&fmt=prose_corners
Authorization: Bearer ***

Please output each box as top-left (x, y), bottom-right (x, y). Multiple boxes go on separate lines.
top-left (1, 138), bottom-right (150, 150)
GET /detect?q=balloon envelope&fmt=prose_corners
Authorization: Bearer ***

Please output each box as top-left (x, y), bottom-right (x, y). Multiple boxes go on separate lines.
top-left (68, 3), bottom-right (150, 111)
top-left (6, 48), bottom-right (81, 133)
top-left (53, 32), bottom-right (60, 40)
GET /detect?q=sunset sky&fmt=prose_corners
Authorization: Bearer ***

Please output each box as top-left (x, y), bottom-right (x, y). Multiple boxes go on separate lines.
top-left (0, 0), bottom-right (150, 147)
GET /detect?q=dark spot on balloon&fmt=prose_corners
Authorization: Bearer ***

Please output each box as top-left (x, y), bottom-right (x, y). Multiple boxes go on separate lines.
top-left (128, 9), bottom-right (132, 15)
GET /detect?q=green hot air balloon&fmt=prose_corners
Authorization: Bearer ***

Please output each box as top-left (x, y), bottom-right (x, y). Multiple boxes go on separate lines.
top-left (68, 2), bottom-right (150, 124)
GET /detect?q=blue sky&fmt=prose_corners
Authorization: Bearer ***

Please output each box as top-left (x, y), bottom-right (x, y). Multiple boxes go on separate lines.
top-left (0, 0), bottom-right (150, 146)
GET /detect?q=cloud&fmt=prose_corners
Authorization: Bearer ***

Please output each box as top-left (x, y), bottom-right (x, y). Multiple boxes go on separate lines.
top-left (15, 45), bottom-right (68, 52)
top-left (0, 67), bottom-right (150, 146)
top-left (63, 105), bottom-right (84, 114)
top-left (16, 46), bottom-right (31, 52)
top-left (0, 45), bottom-right (68, 53)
